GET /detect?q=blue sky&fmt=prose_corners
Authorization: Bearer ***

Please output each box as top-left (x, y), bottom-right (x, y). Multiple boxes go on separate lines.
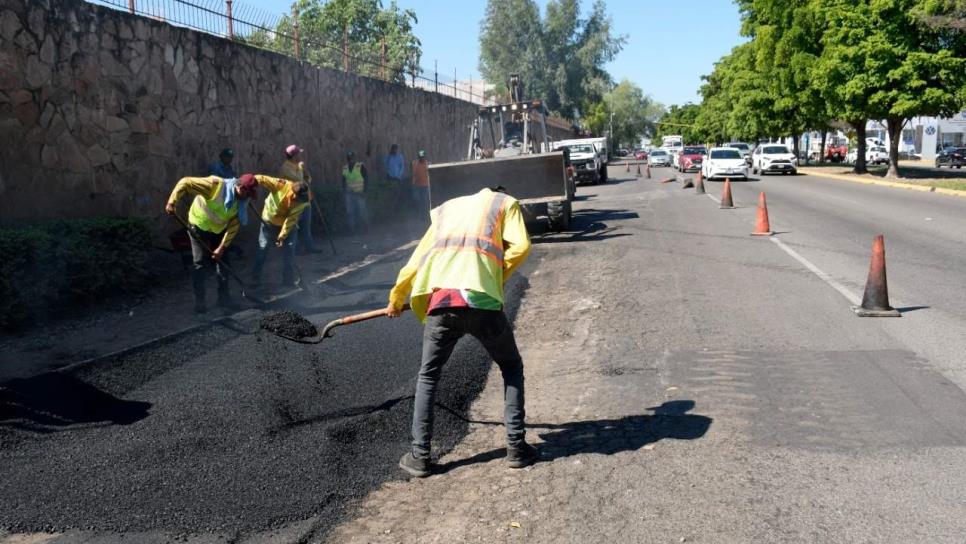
top-left (239, 0), bottom-right (745, 107)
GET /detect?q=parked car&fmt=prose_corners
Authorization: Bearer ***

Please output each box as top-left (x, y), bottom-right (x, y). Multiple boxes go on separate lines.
top-left (647, 149), bottom-right (672, 167)
top-left (751, 144), bottom-right (798, 175)
top-left (725, 142), bottom-right (753, 164)
top-left (935, 146), bottom-right (966, 168)
top-left (635, 149), bottom-right (648, 160)
top-left (677, 146), bottom-right (706, 173)
top-left (846, 145), bottom-right (889, 165)
top-left (702, 147), bottom-right (749, 180)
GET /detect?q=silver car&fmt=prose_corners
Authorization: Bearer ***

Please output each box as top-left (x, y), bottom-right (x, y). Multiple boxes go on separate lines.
top-left (647, 149), bottom-right (672, 167)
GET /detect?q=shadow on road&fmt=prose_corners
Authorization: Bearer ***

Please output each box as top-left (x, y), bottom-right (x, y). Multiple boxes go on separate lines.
top-left (532, 208), bottom-right (638, 245)
top-left (0, 372), bottom-right (152, 433)
top-left (438, 400), bottom-right (712, 472)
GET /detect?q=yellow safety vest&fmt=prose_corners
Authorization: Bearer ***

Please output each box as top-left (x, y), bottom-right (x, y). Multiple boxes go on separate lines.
top-left (407, 189), bottom-right (512, 320)
top-left (262, 182), bottom-right (309, 225)
top-left (343, 163), bottom-right (365, 193)
top-left (188, 178), bottom-right (236, 234)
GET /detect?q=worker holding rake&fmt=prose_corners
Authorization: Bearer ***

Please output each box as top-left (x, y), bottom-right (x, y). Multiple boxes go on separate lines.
top-left (166, 173), bottom-right (258, 313)
top-left (387, 186), bottom-right (537, 477)
top-left (251, 177), bottom-right (311, 288)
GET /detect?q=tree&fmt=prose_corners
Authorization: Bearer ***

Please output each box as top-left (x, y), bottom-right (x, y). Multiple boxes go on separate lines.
top-left (478, 0), bottom-right (625, 119)
top-left (813, 0), bottom-right (966, 177)
top-left (653, 104), bottom-right (702, 145)
top-left (247, 0), bottom-right (422, 83)
top-left (600, 80), bottom-right (664, 148)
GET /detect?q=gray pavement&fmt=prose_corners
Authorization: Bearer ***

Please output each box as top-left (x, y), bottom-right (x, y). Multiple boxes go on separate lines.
top-left (5, 165), bottom-right (966, 542)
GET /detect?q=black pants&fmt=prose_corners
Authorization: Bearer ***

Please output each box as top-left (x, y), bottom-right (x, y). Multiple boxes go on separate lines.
top-left (189, 227), bottom-right (229, 305)
top-left (412, 308), bottom-right (525, 459)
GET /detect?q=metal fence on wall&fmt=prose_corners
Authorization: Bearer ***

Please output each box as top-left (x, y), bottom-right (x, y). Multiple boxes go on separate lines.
top-left (84, 0), bottom-right (493, 105)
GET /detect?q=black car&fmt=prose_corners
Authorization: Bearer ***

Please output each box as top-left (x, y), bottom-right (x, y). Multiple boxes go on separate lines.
top-left (935, 147), bottom-right (966, 168)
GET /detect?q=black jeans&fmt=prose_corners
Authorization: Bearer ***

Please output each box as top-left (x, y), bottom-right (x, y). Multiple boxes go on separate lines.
top-left (189, 227), bottom-right (230, 305)
top-left (412, 308), bottom-right (526, 459)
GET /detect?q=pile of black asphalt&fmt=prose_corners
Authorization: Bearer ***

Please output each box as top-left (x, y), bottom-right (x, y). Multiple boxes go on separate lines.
top-left (259, 310), bottom-right (318, 339)
top-left (0, 277), bottom-right (528, 537)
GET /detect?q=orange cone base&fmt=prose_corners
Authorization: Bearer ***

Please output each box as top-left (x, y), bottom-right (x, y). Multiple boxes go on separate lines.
top-left (851, 305), bottom-right (901, 317)
top-left (750, 230), bottom-right (774, 236)
top-left (719, 203), bottom-right (735, 209)
top-left (659, 177), bottom-right (675, 183)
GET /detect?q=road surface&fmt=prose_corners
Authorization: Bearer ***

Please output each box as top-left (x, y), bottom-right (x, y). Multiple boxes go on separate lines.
top-left (4, 165), bottom-right (966, 542)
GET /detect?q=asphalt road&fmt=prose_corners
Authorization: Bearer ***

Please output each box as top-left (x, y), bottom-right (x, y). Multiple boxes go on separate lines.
top-left (0, 243), bottom-right (529, 540)
top-left (5, 164), bottom-right (966, 542)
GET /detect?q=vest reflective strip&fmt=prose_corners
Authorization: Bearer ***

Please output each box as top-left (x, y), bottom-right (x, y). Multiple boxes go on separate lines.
top-left (194, 195), bottom-right (229, 227)
top-left (422, 192), bottom-right (508, 266)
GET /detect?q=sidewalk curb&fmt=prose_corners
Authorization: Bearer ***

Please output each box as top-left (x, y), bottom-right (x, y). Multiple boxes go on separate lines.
top-left (799, 167), bottom-right (966, 199)
top-left (33, 239), bottom-right (419, 382)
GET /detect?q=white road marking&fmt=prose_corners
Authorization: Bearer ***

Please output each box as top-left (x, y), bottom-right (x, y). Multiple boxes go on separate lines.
top-left (769, 237), bottom-right (861, 306)
top-left (706, 193), bottom-right (721, 205)
top-left (314, 240), bottom-right (419, 285)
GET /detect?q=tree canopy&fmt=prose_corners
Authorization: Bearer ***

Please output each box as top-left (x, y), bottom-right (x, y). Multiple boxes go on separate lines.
top-left (242, 0), bottom-right (422, 83)
top-left (478, 0), bottom-right (625, 119)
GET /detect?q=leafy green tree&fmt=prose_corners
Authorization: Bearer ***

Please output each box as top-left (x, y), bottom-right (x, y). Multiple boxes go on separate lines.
top-left (813, 0), bottom-right (966, 177)
top-left (654, 104), bottom-right (702, 145)
top-left (601, 80), bottom-right (664, 148)
top-left (478, 0), bottom-right (625, 119)
top-left (247, 0), bottom-right (422, 83)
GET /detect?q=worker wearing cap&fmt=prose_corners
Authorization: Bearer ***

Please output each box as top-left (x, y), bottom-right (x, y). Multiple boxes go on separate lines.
top-left (342, 150), bottom-right (369, 234)
top-left (209, 148), bottom-right (237, 179)
top-left (279, 145), bottom-right (317, 254)
top-left (410, 149), bottom-right (430, 220)
top-left (251, 178), bottom-right (310, 288)
top-left (387, 186), bottom-right (536, 477)
top-left (166, 173), bottom-right (258, 313)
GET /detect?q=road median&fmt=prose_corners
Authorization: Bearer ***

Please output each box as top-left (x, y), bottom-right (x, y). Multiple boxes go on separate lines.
top-left (799, 166), bottom-right (966, 198)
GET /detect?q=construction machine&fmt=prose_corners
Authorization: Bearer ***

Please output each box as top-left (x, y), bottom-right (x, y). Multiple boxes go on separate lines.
top-left (428, 74), bottom-right (575, 231)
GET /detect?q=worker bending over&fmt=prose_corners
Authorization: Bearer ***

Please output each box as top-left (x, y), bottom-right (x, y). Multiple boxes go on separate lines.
top-left (387, 186), bottom-right (536, 477)
top-left (251, 177), bottom-right (310, 288)
top-left (166, 173), bottom-right (257, 313)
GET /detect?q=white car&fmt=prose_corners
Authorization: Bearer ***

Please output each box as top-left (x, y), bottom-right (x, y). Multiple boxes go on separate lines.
top-left (846, 146), bottom-right (889, 165)
top-left (703, 147), bottom-right (749, 180)
top-left (751, 144), bottom-right (798, 175)
top-left (647, 149), bottom-right (672, 167)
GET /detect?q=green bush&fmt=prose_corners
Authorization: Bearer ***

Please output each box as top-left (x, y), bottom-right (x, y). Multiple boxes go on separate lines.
top-left (0, 217), bottom-right (154, 329)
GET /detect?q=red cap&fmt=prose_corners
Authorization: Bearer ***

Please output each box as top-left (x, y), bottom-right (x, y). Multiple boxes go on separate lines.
top-left (237, 173), bottom-right (257, 198)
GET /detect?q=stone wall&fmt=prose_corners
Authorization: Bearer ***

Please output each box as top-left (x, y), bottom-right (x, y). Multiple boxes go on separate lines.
top-left (0, 0), bottom-right (577, 228)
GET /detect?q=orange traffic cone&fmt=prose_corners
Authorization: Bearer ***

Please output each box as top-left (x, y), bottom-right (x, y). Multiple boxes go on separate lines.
top-left (682, 178), bottom-right (694, 189)
top-left (694, 174), bottom-right (705, 194)
top-left (696, 170), bottom-right (703, 185)
top-left (751, 192), bottom-right (773, 236)
top-left (659, 177), bottom-right (675, 184)
top-left (625, 161), bottom-right (630, 173)
top-left (720, 178), bottom-right (735, 209)
top-left (636, 163), bottom-right (642, 177)
top-left (646, 164), bottom-right (652, 179)
top-left (852, 235), bottom-right (901, 317)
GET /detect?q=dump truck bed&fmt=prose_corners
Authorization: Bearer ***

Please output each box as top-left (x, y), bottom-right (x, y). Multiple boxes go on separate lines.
top-left (427, 152), bottom-right (568, 207)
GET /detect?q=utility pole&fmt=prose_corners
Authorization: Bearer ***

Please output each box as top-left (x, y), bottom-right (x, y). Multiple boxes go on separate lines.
top-left (128, 0), bottom-right (135, 14)
top-left (609, 112), bottom-right (615, 143)
top-left (454, 68), bottom-right (457, 99)
top-left (380, 38), bottom-right (386, 80)
top-left (434, 60), bottom-right (438, 94)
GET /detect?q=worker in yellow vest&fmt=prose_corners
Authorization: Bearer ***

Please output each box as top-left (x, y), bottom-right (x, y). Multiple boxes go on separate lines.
top-left (251, 178), bottom-right (310, 287)
top-left (279, 144), bottom-right (318, 254)
top-left (166, 173), bottom-right (258, 313)
top-left (341, 150), bottom-right (369, 234)
top-left (386, 186), bottom-right (535, 477)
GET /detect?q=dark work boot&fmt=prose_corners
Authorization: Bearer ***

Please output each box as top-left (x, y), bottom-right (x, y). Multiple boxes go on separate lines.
top-left (506, 442), bottom-right (539, 469)
top-left (217, 293), bottom-right (239, 311)
top-left (399, 452), bottom-right (431, 478)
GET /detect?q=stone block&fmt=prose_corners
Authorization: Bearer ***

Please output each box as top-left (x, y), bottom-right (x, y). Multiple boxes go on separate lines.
top-left (0, 9), bottom-right (20, 43)
top-left (39, 34), bottom-right (55, 64)
top-left (119, 20), bottom-right (133, 41)
top-left (38, 100), bottom-right (54, 127)
top-left (41, 143), bottom-right (58, 169)
top-left (25, 54), bottom-right (51, 88)
top-left (13, 98), bottom-right (38, 129)
top-left (56, 131), bottom-right (90, 174)
top-left (87, 144), bottom-right (111, 167)
top-left (9, 89), bottom-right (31, 104)
top-left (96, 114), bottom-right (129, 134)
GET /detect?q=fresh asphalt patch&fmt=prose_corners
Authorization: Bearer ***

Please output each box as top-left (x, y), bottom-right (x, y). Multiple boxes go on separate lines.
top-left (0, 272), bottom-right (529, 537)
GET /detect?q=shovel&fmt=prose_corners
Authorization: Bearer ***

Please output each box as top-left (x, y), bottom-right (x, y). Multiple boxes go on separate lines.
top-left (172, 212), bottom-right (267, 305)
top-left (274, 304), bottom-right (411, 344)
